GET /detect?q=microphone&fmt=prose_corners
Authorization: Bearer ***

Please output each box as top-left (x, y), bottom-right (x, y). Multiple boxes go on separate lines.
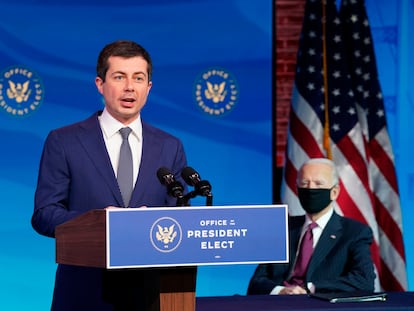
top-left (181, 166), bottom-right (212, 197)
top-left (156, 167), bottom-right (184, 199)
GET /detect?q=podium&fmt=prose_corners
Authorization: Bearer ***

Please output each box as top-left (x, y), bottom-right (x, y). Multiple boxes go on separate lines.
top-left (55, 209), bottom-right (196, 311)
top-left (55, 205), bottom-right (288, 311)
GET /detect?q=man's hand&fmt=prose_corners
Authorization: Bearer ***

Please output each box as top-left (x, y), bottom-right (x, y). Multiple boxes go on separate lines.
top-left (279, 285), bottom-right (307, 295)
top-left (105, 206), bottom-right (147, 209)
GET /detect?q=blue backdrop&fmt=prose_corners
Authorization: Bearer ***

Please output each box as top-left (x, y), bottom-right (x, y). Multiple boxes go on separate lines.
top-left (0, 0), bottom-right (413, 310)
top-left (0, 1), bottom-right (272, 309)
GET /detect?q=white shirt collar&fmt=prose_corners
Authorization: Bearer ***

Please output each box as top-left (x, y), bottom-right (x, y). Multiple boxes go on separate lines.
top-left (305, 206), bottom-right (334, 230)
top-left (99, 108), bottom-right (142, 141)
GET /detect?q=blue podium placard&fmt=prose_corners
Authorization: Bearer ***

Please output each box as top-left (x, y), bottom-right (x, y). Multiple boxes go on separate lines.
top-left (106, 204), bottom-right (288, 269)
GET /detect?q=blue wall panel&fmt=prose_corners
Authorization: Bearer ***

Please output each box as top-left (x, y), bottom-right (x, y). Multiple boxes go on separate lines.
top-left (0, 1), bottom-right (272, 309)
top-left (0, 0), bottom-right (413, 310)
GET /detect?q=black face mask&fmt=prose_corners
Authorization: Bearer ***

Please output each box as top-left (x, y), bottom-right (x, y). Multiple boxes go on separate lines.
top-left (297, 187), bottom-right (333, 214)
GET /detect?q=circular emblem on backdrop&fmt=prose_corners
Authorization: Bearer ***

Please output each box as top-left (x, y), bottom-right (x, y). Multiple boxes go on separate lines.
top-left (0, 65), bottom-right (44, 117)
top-left (150, 217), bottom-right (182, 253)
top-left (194, 67), bottom-right (239, 116)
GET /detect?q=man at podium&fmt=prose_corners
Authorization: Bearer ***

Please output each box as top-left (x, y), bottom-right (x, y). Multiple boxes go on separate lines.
top-left (31, 40), bottom-right (188, 311)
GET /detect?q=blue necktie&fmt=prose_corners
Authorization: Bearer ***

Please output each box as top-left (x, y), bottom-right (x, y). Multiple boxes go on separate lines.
top-left (117, 127), bottom-right (133, 207)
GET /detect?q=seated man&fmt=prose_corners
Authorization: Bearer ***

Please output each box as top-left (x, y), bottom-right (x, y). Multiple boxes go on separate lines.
top-left (247, 158), bottom-right (376, 295)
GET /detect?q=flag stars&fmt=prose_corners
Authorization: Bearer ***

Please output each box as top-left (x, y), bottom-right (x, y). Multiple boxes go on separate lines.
top-left (307, 83), bottom-right (316, 90)
top-left (377, 92), bottom-right (383, 100)
top-left (332, 106), bottom-right (341, 114)
top-left (351, 14), bottom-right (358, 23)
top-left (333, 71), bottom-right (341, 78)
top-left (347, 107), bottom-right (356, 115)
top-left (377, 109), bottom-right (384, 118)
top-left (294, 0), bottom-right (390, 148)
top-left (319, 103), bottom-right (325, 111)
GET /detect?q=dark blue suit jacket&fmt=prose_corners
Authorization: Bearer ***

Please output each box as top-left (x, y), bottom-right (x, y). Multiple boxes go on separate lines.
top-left (247, 212), bottom-right (376, 295)
top-left (32, 112), bottom-right (188, 310)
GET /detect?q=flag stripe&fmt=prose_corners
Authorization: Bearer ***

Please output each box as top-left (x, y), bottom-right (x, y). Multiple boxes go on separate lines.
top-left (380, 257), bottom-right (405, 292)
top-left (373, 195), bottom-right (405, 258)
top-left (369, 137), bottom-right (398, 191)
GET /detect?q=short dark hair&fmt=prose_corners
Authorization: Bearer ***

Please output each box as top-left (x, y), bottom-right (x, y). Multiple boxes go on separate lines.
top-left (96, 40), bottom-right (152, 82)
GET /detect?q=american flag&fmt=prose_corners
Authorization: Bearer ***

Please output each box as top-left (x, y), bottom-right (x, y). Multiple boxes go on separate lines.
top-left (280, 0), bottom-right (407, 291)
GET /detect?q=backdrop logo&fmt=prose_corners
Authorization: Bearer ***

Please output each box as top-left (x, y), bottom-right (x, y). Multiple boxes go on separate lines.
top-left (194, 67), bottom-right (239, 116)
top-left (150, 217), bottom-right (182, 253)
top-left (0, 66), bottom-right (44, 117)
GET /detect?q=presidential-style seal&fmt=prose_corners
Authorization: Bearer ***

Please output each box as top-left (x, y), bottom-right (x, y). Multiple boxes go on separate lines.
top-left (194, 67), bottom-right (239, 116)
top-left (0, 65), bottom-right (44, 117)
top-left (150, 217), bottom-right (182, 253)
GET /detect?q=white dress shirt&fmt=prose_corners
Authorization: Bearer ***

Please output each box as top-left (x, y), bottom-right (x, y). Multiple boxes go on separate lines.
top-left (98, 108), bottom-right (142, 186)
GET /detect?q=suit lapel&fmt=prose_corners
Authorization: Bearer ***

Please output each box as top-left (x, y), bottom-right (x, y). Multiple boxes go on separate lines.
top-left (77, 113), bottom-right (124, 206)
top-left (130, 121), bottom-right (164, 204)
top-left (289, 216), bottom-right (306, 272)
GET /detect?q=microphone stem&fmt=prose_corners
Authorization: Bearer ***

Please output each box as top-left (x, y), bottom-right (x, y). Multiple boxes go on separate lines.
top-left (206, 194), bottom-right (213, 206)
top-left (176, 196), bottom-right (185, 207)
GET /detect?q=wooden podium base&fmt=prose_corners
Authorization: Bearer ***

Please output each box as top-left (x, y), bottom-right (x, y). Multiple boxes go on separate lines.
top-left (160, 267), bottom-right (197, 311)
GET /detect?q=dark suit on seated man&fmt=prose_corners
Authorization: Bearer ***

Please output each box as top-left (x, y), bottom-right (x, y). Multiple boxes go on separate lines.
top-left (248, 158), bottom-right (376, 295)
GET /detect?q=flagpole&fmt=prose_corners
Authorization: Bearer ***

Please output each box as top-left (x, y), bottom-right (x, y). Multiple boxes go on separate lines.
top-left (321, 0), bottom-right (332, 159)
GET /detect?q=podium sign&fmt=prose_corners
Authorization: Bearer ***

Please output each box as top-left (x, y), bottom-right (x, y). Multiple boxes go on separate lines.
top-left (55, 204), bottom-right (288, 311)
top-left (107, 204), bottom-right (288, 269)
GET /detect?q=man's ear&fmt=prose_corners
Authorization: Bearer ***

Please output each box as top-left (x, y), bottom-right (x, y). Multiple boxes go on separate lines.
top-left (331, 185), bottom-right (340, 200)
top-left (95, 77), bottom-right (104, 94)
top-left (146, 81), bottom-right (152, 96)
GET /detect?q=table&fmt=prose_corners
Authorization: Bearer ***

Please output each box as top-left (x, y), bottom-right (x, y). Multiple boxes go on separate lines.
top-left (196, 292), bottom-right (414, 311)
